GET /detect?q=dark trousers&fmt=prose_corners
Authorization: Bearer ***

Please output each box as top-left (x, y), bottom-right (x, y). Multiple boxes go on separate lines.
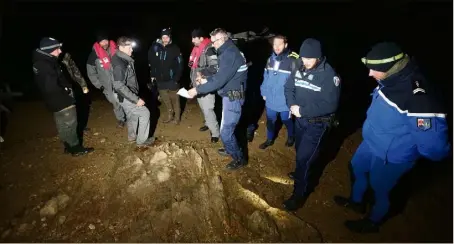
top-left (53, 105), bottom-right (79, 148)
top-left (293, 118), bottom-right (329, 196)
top-left (265, 107), bottom-right (294, 140)
top-left (351, 141), bottom-right (414, 223)
top-left (159, 89), bottom-right (181, 120)
top-left (221, 97), bottom-right (244, 161)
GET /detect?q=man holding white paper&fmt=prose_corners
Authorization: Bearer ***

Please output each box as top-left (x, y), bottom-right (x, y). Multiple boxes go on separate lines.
top-left (187, 28), bottom-right (248, 171)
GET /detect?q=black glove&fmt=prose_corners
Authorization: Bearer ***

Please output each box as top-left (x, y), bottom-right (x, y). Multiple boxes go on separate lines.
top-left (188, 61), bottom-right (194, 68)
top-left (100, 86), bottom-right (104, 92)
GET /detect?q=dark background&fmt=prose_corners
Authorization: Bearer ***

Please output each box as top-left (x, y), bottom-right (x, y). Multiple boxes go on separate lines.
top-left (1, 0), bottom-right (452, 105)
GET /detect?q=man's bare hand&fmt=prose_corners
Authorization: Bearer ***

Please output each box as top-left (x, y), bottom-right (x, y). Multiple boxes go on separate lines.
top-left (137, 98), bottom-right (145, 106)
top-left (290, 105), bottom-right (301, 118)
top-left (188, 88), bottom-right (198, 98)
top-left (82, 87), bottom-right (89, 94)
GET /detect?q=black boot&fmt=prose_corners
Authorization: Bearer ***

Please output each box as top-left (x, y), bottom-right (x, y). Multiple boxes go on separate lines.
top-left (247, 132), bottom-right (254, 142)
top-left (344, 218), bottom-right (379, 233)
top-left (225, 159), bottom-right (247, 170)
top-left (283, 194), bottom-right (307, 211)
top-left (288, 171), bottom-right (295, 180)
top-left (285, 136), bottom-right (295, 147)
top-left (218, 148), bottom-right (229, 157)
top-left (63, 142), bottom-right (70, 154)
top-left (199, 125), bottom-right (209, 132)
top-left (333, 196), bottom-right (367, 214)
top-left (211, 137), bottom-right (219, 143)
top-left (259, 139), bottom-right (274, 149)
top-left (69, 145), bottom-right (94, 157)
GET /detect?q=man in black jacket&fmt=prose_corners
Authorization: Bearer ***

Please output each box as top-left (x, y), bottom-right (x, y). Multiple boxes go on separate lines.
top-left (148, 28), bottom-right (183, 124)
top-left (32, 37), bottom-right (94, 156)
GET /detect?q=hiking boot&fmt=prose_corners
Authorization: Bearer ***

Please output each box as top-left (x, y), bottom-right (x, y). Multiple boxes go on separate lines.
top-left (247, 132), bottom-right (254, 142)
top-left (218, 148), bottom-right (229, 157)
top-left (344, 218), bottom-right (379, 233)
top-left (69, 145), bottom-right (94, 157)
top-left (225, 159), bottom-right (247, 170)
top-left (283, 194), bottom-right (307, 212)
top-left (162, 111), bottom-right (174, 123)
top-left (333, 196), bottom-right (367, 214)
top-left (285, 136), bottom-right (295, 147)
top-left (199, 125), bottom-right (209, 132)
top-left (259, 139), bottom-right (274, 149)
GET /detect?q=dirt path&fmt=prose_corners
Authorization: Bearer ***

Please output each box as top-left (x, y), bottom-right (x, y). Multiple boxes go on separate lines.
top-left (0, 99), bottom-right (451, 242)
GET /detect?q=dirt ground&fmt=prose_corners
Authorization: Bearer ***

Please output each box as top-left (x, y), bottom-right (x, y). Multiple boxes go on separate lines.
top-left (0, 98), bottom-right (452, 242)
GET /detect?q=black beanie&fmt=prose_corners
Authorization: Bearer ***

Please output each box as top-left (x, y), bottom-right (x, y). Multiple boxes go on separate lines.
top-left (299, 38), bottom-right (322, 59)
top-left (96, 33), bottom-right (109, 43)
top-left (161, 27), bottom-right (172, 37)
top-left (39, 37), bottom-right (62, 54)
top-left (191, 28), bottom-right (205, 38)
top-left (362, 42), bottom-right (404, 72)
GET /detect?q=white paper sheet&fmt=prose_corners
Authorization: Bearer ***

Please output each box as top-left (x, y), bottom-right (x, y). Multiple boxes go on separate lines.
top-left (177, 88), bottom-right (192, 98)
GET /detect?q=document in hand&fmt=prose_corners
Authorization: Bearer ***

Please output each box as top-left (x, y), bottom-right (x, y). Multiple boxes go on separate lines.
top-left (177, 88), bottom-right (192, 98)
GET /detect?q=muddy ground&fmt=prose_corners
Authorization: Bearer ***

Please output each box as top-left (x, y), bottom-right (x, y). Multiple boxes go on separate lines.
top-left (0, 97), bottom-right (452, 242)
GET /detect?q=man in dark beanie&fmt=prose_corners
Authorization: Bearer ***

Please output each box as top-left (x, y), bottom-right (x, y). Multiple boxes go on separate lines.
top-left (86, 33), bottom-right (126, 128)
top-left (334, 42), bottom-right (451, 233)
top-left (148, 27), bottom-right (184, 124)
top-left (283, 38), bottom-right (341, 211)
top-left (32, 37), bottom-right (94, 156)
top-left (189, 28), bottom-right (220, 142)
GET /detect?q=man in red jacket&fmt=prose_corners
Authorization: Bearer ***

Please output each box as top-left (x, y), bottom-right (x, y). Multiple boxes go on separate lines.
top-left (189, 28), bottom-right (220, 143)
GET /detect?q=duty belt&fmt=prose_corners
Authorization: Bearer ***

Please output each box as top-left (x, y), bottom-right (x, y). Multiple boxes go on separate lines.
top-left (308, 114), bottom-right (339, 127)
top-left (227, 90), bottom-right (244, 101)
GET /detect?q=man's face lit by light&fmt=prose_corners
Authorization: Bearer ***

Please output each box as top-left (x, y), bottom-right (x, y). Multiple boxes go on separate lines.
top-left (120, 42), bottom-right (133, 56)
top-left (211, 33), bottom-right (225, 50)
top-left (192, 37), bottom-right (203, 46)
top-left (369, 69), bottom-right (387, 81)
top-left (273, 38), bottom-right (287, 55)
top-left (161, 35), bottom-right (170, 46)
top-left (99, 39), bottom-right (109, 50)
top-left (302, 57), bottom-right (318, 70)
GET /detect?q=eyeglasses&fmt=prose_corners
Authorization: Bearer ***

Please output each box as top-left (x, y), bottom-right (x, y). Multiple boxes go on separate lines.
top-left (211, 38), bottom-right (222, 44)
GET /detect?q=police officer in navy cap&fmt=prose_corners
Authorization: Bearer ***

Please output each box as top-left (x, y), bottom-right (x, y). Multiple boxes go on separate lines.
top-left (283, 38), bottom-right (341, 211)
top-left (334, 42), bottom-right (451, 233)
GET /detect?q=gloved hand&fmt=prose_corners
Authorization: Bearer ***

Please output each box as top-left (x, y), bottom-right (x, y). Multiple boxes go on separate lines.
top-left (188, 61), bottom-right (194, 68)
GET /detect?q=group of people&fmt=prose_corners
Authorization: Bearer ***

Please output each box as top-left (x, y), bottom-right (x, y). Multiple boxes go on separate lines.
top-left (31, 26), bottom-right (451, 233)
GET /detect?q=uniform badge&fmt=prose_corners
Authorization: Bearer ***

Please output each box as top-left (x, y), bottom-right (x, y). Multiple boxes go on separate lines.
top-left (333, 76), bottom-right (340, 86)
top-left (417, 118), bottom-right (431, 131)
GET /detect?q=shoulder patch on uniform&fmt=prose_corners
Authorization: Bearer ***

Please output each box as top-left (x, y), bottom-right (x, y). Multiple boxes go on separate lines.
top-left (417, 118), bottom-right (431, 131)
top-left (333, 76), bottom-right (340, 86)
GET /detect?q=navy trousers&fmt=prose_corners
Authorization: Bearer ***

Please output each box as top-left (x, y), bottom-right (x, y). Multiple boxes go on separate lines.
top-left (220, 97), bottom-right (244, 161)
top-left (351, 141), bottom-right (414, 223)
top-left (293, 118), bottom-right (329, 196)
top-left (265, 107), bottom-right (294, 140)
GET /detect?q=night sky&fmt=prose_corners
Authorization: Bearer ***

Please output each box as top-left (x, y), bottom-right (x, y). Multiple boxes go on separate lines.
top-left (0, 0), bottom-right (452, 111)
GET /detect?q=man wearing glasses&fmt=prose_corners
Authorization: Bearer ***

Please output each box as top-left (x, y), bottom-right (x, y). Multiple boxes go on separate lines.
top-left (112, 37), bottom-right (154, 148)
top-left (187, 28), bottom-right (248, 170)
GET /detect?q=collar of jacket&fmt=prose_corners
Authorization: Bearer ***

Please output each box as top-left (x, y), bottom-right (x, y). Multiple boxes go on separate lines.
top-left (35, 49), bottom-right (56, 59)
top-left (116, 50), bottom-right (134, 62)
top-left (217, 39), bottom-right (234, 55)
top-left (272, 49), bottom-right (290, 61)
top-left (379, 57), bottom-right (414, 87)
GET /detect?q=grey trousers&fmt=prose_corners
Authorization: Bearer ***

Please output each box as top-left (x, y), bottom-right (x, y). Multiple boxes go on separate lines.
top-left (53, 105), bottom-right (79, 147)
top-left (115, 94), bottom-right (150, 145)
top-left (197, 93), bottom-right (220, 137)
top-left (104, 89), bottom-right (126, 123)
